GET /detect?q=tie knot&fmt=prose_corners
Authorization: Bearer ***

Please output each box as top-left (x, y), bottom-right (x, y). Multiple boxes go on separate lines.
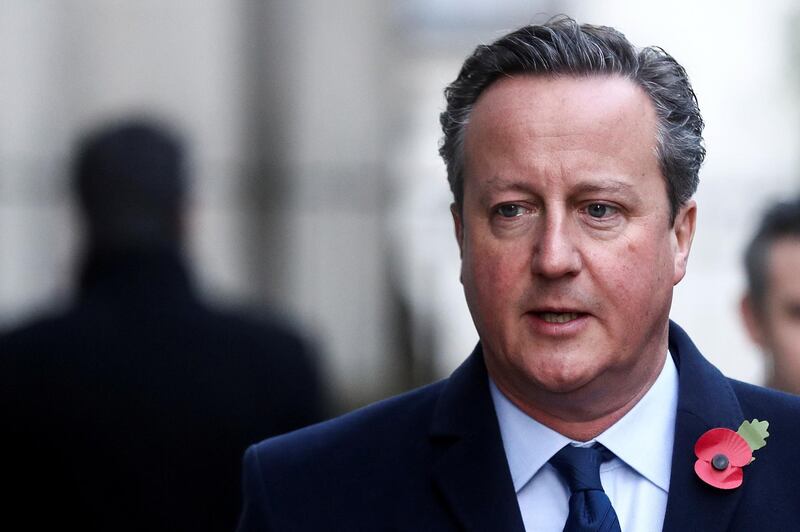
top-left (549, 444), bottom-right (611, 493)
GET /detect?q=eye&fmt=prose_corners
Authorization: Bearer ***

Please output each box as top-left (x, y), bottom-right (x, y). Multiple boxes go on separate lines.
top-left (496, 204), bottom-right (526, 218)
top-left (586, 203), bottom-right (616, 219)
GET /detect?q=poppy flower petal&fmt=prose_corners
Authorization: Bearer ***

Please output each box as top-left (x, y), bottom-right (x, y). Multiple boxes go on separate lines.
top-left (694, 428), bottom-right (753, 466)
top-left (694, 459), bottom-right (744, 489)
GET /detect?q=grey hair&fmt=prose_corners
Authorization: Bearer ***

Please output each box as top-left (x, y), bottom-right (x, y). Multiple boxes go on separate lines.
top-left (439, 16), bottom-right (705, 223)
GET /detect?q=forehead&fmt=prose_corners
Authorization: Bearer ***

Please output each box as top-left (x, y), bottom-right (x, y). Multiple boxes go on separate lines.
top-left (461, 74), bottom-right (662, 196)
top-left (468, 74), bottom-right (657, 138)
top-left (469, 74), bottom-right (658, 154)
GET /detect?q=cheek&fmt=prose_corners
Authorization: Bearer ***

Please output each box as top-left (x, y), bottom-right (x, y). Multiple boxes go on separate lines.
top-left (461, 238), bottom-right (530, 324)
top-left (600, 237), bottom-right (673, 309)
top-left (771, 318), bottom-right (800, 357)
top-left (464, 235), bottom-right (528, 289)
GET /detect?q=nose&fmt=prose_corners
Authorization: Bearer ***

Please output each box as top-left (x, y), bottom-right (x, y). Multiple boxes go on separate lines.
top-left (531, 212), bottom-right (582, 279)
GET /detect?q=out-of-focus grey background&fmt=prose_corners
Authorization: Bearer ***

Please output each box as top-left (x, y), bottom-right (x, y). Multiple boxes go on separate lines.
top-left (3, 0), bottom-right (799, 412)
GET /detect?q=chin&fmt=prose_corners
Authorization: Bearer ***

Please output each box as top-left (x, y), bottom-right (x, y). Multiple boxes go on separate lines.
top-left (517, 355), bottom-right (601, 394)
top-left (529, 372), bottom-right (595, 394)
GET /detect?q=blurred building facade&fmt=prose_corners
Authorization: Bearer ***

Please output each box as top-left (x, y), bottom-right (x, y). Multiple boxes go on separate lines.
top-left (2, 0), bottom-right (800, 409)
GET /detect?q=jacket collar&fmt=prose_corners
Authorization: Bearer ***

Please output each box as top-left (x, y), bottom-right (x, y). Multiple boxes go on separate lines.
top-left (662, 321), bottom-right (746, 531)
top-left (429, 344), bottom-right (526, 532)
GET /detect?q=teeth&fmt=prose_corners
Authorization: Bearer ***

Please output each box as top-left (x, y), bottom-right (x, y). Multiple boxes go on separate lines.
top-left (541, 312), bottom-right (579, 323)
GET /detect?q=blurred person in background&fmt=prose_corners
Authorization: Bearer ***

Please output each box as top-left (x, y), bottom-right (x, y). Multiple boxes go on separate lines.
top-left (238, 18), bottom-right (800, 531)
top-left (0, 119), bottom-right (326, 531)
top-left (741, 197), bottom-right (800, 395)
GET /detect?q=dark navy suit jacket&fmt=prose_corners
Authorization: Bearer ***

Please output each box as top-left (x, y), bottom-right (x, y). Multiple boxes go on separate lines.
top-left (238, 322), bottom-right (800, 531)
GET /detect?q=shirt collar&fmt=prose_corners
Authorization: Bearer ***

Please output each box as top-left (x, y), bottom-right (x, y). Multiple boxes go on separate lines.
top-left (490, 351), bottom-right (678, 493)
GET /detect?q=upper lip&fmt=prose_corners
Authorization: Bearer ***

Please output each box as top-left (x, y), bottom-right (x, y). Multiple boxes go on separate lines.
top-left (527, 307), bottom-right (588, 314)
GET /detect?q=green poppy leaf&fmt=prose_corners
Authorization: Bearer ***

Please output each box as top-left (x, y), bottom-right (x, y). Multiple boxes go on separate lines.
top-left (737, 419), bottom-right (770, 452)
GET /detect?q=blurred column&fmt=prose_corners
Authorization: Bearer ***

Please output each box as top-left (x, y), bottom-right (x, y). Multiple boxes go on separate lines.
top-left (241, 0), bottom-right (405, 409)
top-left (0, 1), bottom-right (75, 328)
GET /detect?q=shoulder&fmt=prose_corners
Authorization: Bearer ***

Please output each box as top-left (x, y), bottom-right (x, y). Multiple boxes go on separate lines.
top-left (0, 309), bottom-right (84, 362)
top-left (729, 378), bottom-right (800, 416)
top-left (196, 306), bottom-right (325, 393)
top-left (194, 304), bottom-right (317, 357)
top-left (250, 378), bottom-right (447, 469)
top-left (243, 379), bottom-right (449, 495)
top-left (239, 379), bottom-right (449, 528)
top-left (728, 378), bottom-right (800, 434)
top-left (727, 379), bottom-right (800, 466)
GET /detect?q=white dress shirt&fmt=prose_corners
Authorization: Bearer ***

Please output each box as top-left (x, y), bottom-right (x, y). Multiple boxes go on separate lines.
top-left (489, 352), bottom-right (679, 532)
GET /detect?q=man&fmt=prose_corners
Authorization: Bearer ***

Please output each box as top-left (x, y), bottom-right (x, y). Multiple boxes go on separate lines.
top-left (238, 18), bottom-right (800, 531)
top-left (741, 197), bottom-right (800, 395)
top-left (0, 120), bottom-right (326, 531)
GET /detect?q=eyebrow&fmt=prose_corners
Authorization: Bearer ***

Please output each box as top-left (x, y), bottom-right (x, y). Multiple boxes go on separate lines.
top-left (480, 177), bottom-right (641, 198)
top-left (570, 180), bottom-right (639, 197)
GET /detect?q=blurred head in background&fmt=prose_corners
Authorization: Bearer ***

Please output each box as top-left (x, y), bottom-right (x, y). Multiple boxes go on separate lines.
top-left (73, 119), bottom-right (186, 254)
top-left (741, 197), bottom-right (800, 394)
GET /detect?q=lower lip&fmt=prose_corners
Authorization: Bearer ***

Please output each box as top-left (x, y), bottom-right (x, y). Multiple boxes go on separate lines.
top-left (525, 313), bottom-right (591, 337)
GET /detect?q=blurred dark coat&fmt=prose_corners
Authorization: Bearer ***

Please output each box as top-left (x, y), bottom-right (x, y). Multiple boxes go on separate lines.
top-left (0, 248), bottom-right (325, 531)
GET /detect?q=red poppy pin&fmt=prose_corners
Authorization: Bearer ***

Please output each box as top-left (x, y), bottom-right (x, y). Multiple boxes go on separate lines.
top-left (694, 419), bottom-right (770, 489)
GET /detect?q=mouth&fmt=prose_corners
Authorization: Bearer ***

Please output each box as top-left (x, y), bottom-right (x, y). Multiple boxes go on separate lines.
top-left (537, 311), bottom-right (582, 324)
top-left (526, 310), bottom-right (590, 336)
top-left (525, 303), bottom-right (593, 334)
top-left (526, 307), bottom-right (591, 325)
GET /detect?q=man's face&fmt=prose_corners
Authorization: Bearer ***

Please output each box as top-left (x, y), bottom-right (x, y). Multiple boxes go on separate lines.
top-left (743, 237), bottom-right (800, 393)
top-left (453, 75), bottom-right (696, 417)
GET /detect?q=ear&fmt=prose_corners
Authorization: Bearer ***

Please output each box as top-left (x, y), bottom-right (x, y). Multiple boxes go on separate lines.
top-left (740, 293), bottom-right (767, 348)
top-left (451, 203), bottom-right (464, 258)
top-left (671, 200), bottom-right (697, 285)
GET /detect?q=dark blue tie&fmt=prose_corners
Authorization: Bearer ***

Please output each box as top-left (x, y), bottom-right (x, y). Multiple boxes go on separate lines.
top-left (549, 444), bottom-right (621, 532)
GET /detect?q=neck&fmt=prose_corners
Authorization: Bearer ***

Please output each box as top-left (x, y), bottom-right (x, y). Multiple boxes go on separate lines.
top-left (492, 353), bottom-right (666, 442)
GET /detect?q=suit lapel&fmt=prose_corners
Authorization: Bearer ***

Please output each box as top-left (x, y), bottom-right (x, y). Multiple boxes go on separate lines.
top-left (430, 346), bottom-right (525, 532)
top-left (662, 321), bottom-right (746, 532)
